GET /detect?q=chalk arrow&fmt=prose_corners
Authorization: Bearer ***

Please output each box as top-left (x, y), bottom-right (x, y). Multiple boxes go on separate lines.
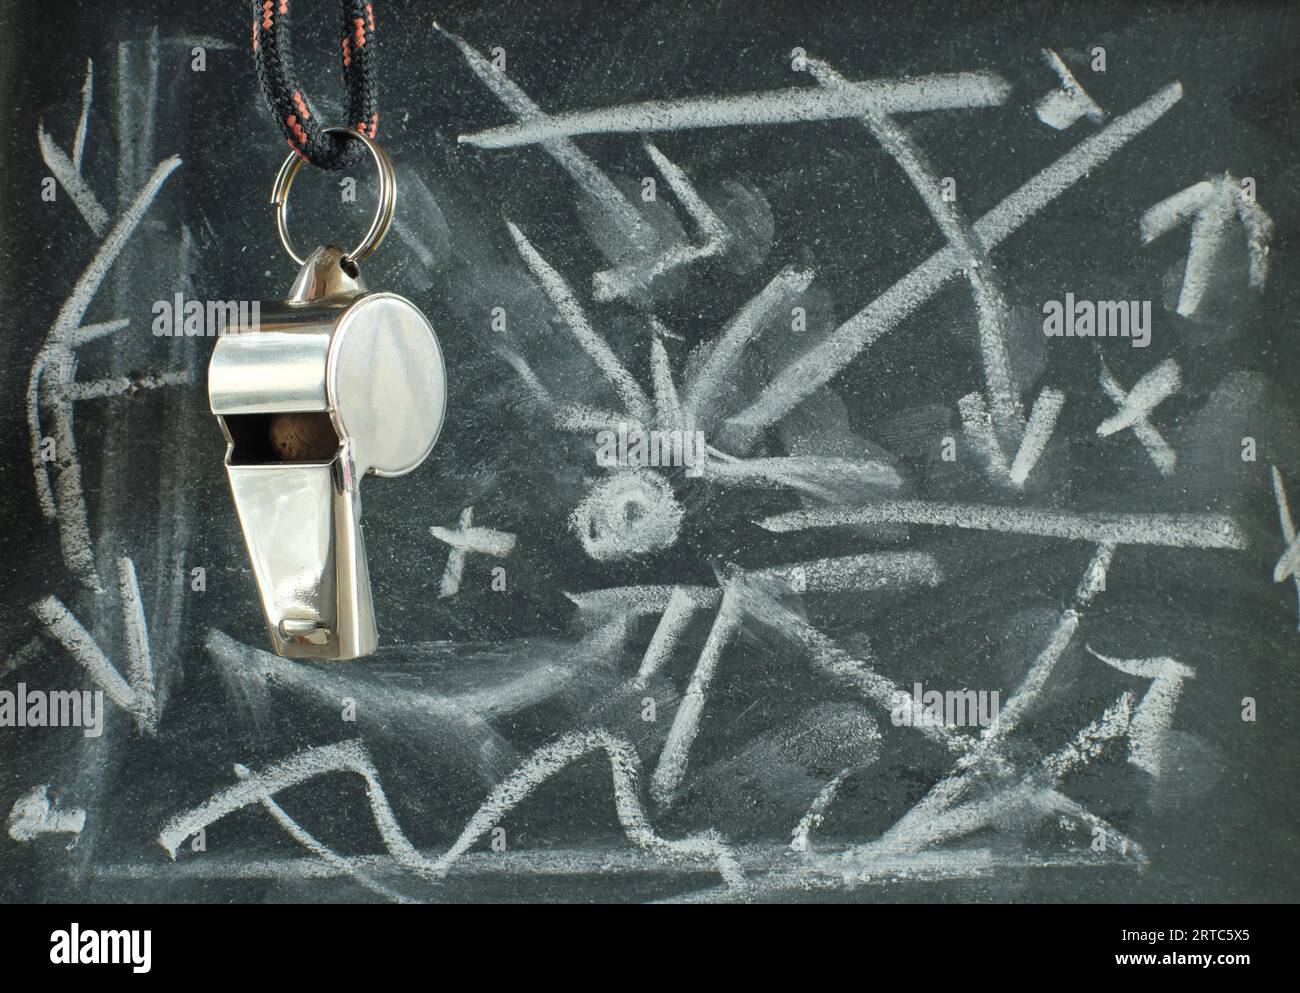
top-left (6, 785), bottom-right (85, 843)
top-left (1034, 49), bottom-right (1105, 130)
top-left (959, 387), bottom-right (1066, 488)
top-left (1140, 172), bottom-right (1273, 317)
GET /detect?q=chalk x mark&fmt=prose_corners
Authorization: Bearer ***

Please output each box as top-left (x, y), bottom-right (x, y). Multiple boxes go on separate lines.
top-left (430, 507), bottom-right (517, 598)
top-left (1097, 358), bottom-right (1180, 475)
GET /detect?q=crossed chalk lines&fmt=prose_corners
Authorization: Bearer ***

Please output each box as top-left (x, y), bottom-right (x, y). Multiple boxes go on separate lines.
top-left (567, 523), bottom-right (1216, 869)
top-left (158, 732), bottom-right (742, 902)
top-left (437, 25), bottom-right (738, 303)
top-left (502, 226), bottom-right (898, 504)
top-left (470, 56), bottom-right (1190, 508)
top-left (1097, 358), bottom-right (1181, 475)
top-left (430, 507), bottom-right (517, 598)
top-left (30, 54), bottom-right (185, 590)
top-left (29, 558), bottom-right (159, 735)
top-left (721, 82), bottom-right (1186, 449)
top-left (439, 42), bottom-right (1261, 886)
top-left (804, 53), bottom-right (1064, 488)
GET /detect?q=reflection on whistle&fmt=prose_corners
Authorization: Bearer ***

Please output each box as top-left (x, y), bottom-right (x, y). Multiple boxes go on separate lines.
top-left (208, 247), bottom-right (447, 660)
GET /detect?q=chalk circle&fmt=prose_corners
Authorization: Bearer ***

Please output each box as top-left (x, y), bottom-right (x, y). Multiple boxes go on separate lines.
top-left (571, 471), bottom-right (685, 561)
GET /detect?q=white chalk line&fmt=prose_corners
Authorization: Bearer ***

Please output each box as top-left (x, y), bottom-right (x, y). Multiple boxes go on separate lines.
top-left (870, 544), bottom-right (1116, 850)
top-left (565, 584), bottom-right (722, 618)
top-left (807, 55), bottom-right (1028, 472)
top-left (1270, 467), bottom-right (1300, 629)
top-left (726, 82), bottom-right (1184, 443)
top-left (31, 559), bottom-right (159, 735)
top-left (66, 318), bottom-right (130, 348)
top-left (1086, 647), bottom-right (1194, 779)
top-left (1035, 49), bottom-right (1105, 130)
top-left (507, 220), bottom-right (653, 424)
top-left (702, 448), bottom-right (902, 500)
top-left (593, 142), bottom-right (733, 302)
top-left (28, 154), bottom-right (182, 587)
top-left (609, 553), bottom-right (945, 795)
top-left (649, 326), bottom-right (684, 430)
top-left (159, 734), bottom-right (740, 886)
top-left (96, 843), bottom-right (1142, 892)
top-left (38, 123), bottom-right (109, 235)
top-left (117, 557), bottom-right (158, 733)
top-left (502, 350), bottom-right (642, 435)
top-left (759, 498), bottom-right (1245, 550)
top-left (31, 596), bottom-right (133, 710)
top-left (746, 551), bottom-right (942, 594)
top-left (1008, 388), bottom-right (1066, 487)
top-left (72, 57), bottom-right (93, 171)
top-left (651, 585), bottom-right (744, 806)
top-left (1043, 691), bottom-right (1136, 779)
top-left (791, 767), bottom-right (854, 853)
top-left (231, 763), bottom-right (417, 904)
top-left (63, 369), bottom-right (189, 402)
top-left (736, 584), bottom-right (971, 753)
top-left (437, 22), bottom-right (645, 245)
top-left (633, 586), bottom-right (697, 689)
top-left (682, 265), bottom-right (814, 421)
top-left (1141, 173), bottom-right (1273, 317)
top-left (459, 72), bottom-right (1013, 147)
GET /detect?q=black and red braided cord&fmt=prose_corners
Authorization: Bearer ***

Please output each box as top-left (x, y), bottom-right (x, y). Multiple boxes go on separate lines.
top-left (252, 0), bottom-right (379, 170)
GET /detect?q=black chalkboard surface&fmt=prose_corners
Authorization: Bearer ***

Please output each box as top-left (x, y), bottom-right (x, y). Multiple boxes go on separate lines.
top-left (1, 0), bottom-right (1297, 904)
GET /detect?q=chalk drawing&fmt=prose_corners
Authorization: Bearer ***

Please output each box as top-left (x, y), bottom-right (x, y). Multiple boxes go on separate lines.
top-left (1097, 358), bottom-right (1180, 475)
top-left (7, 785), bottom-right (86, 845)
top-left (1270, 466), bottom-right (1300, 630)
top-left (1141, 172), bottom-right (1273, 317)
top-left (16, 26), bottom-right (1284, 901)
top-left (430, 507), bottom-right (517, 598)
top-left (1035, 49), bottom-right (1105, 130)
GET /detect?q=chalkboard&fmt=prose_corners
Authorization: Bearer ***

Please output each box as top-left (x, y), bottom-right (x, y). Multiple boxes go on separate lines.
top-left (2, 0), bottom-right (1298, 904)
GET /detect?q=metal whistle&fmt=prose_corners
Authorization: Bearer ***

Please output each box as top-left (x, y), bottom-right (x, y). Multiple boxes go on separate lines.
top-left (208, 245), bottom-right (446, 659)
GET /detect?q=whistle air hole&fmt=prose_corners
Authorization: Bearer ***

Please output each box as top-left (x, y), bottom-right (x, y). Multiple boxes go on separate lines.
top-left (223, 413), bottom-right (340, 464)
top-left (268, 412), bottom-right (340, 461)
top-left (339, 255), bottom-right (360, 279)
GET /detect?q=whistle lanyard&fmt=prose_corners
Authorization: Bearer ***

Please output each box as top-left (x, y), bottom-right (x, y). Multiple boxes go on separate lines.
top-left (251, 0), bottom-right (379, 170)
top-left (215, 2), bottom-right (447, 661)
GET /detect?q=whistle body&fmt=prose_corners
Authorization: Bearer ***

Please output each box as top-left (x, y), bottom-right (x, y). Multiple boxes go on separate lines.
top-left (208, 247), bottom-right (446, 659)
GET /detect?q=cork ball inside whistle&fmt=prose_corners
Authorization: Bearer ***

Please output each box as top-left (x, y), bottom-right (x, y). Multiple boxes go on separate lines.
top-left (268, 412), bottom-right (339, 461)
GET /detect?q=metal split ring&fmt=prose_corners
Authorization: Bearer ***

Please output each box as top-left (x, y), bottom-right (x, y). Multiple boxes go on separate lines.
top-left (270, 127), bottom-right (395, 266)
